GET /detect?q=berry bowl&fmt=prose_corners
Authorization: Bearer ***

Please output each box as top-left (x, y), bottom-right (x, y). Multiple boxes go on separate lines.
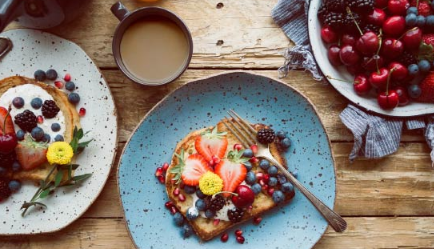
top-left (308, 0), bottom-right (434, 117)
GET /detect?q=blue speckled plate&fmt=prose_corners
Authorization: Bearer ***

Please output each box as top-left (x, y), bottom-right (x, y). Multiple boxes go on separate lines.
top-left (118, 72), bottom-right (336, 249)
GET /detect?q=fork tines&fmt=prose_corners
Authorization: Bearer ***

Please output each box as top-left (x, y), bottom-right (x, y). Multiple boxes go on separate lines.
top-left (223, 110), bottom-right (257, 148)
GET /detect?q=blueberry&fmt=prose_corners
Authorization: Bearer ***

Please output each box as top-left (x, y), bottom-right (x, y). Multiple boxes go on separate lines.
top-left (68, 92), bottom-right (80, 105)
top-left (406, 13), bottom-right (417, 27)
top-left (30, 98), bottom-right (43, 109)
top-left (416, 15), bottom-right (426, 26)
top-left (12, 161), bottom-right (21, 172)
top-left (45, 69), bottom-right (58, 80)
top-left (268, 177), bottom-right (278, 186)
top-left (276, 131), bottom-right (287, 140)
top-left (245, 171), bottom-right (256, 185)
top-left (54, 134), bottom-right (64, 141)
top-left (195, 199), bottom-right (207, 211)
top-left (272, 190), bottom-right (285, 203)
top-left (186, 207), bottom-right (199, 220)
top-left (34, 70), bottom-right (46, 81)
top-left (16, 130), bottom-right (25, 141)
top-left (418, 60), bottom-right (431, 73)
top-left (183, 185), bottom-right (196, 194)
top-left (427, 15), bottom-right (434, 27)
top-left (242, 149), bottom-right (253, 158)
top-left (196, 189), bottom-right (206, 199)
top-left (280, 137), bottom-right (291, 149)
top-left (251, 183), bottom-right (262, 195)
top-left (267, 165), bottom-right (278, 176)
top-left (8, 180), bottom-right (21, 192)
top-left (408, 84), bottom-right (422, 99)
top-left (291, 170), bottom-right (298, 179)
top-left (51, 123), bottom-right (61, 132)
top-left (65, 81), bottom-right (76, 92)
top-left (12, 97), bottom-right (24, 109)
top-left (31, 127), bottom-right (44, 141)
top-left (408, 64), bottom-right (419, 76)
top-left (277, 173), bottom-right (287, 184)
top-left (407, 6), bottom-right (418, 15)
top-left (0, 167), bottom-right (6, 176)
top-left (281, 182), bottom-right (294, 193)
top-left (204, 209), bottom-right (215, 218)
top-left (173, 212), bottom-right (184, 226)
top-left (243, 162), bottom-right (253, 171)
top-left (259, 159), bottom-right (270, 170)
top-left (42, 133), bottom-right (51, 143)
top-left (181, 224), bottom-right (194, 238)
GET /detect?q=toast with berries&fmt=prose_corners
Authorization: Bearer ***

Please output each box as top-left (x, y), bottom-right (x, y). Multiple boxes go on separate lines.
top-left (165, 120), bottom-right (295, 241)
top-left (0, 76), bottom-right (80, 181)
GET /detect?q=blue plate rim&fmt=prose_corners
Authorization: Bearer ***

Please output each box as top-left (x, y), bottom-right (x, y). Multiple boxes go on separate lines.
top-left (116, 70), bottom-right (337, 249)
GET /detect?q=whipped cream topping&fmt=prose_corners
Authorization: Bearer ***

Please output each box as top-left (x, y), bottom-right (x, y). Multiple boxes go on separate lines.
top-left (0, 84), bottom-right (66, 143)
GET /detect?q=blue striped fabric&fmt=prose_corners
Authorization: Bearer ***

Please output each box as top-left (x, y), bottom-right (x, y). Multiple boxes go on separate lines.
top-left (272, 0), bottom-right (434, 163)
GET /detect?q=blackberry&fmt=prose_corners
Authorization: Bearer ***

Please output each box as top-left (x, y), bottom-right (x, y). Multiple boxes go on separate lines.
top-left (317, 4), bottom-right (329, 24)
top-left (398, 51), bottom-right (417, 66)
top-left (15, 110), bottom-right (37, 132)
top-left (0, 152), bottom-right (15, 169)
top-left (324, 12), bottom-right (346, 30)
top-left (346, 0), bottom-right (374, 14)
top-left (363, 23), bottom-right (380, 34)
top-left (0, 177), bottom-right (11, 201)
top-left (227, 207), bottom-right (245, 223)
top-left (324, 0), bottom-right (346, 12)
top-left (208, 195), bottom-right (225, 211)
top-left (41, 100), bottom-right (60, 118)
top-left (257, 128), bottom-right (276, 144)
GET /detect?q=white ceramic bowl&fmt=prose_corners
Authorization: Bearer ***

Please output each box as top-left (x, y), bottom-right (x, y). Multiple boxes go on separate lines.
top-left (308, 0), bottom-right (434, 117)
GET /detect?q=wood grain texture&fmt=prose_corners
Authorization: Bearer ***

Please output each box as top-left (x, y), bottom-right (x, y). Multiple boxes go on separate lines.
top-left (1, 218), bottom-right (433, 249)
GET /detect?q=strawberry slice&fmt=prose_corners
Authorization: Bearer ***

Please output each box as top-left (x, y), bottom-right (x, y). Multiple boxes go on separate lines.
top-left (181, 153), bottom-right (212, 186)
top-left (195, 126), bottom-right (228, 162)
top-left (215, 150), bottom-right (248, 197)
top-left (15, 136), bottom-right (48, 171)
top-left (0, 107), bottom-right (15, 135)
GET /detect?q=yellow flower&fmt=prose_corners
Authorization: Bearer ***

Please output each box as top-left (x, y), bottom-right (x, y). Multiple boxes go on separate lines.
top-left (46, 142), bottom-right (74, 165)
top-left (199, 172), bottom-right (223, 195)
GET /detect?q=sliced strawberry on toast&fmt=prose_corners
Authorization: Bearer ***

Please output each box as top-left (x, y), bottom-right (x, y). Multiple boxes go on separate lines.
top-left (0, 106), bottom-right (15, 135)
top-left (195, 126), bottom-right (228, 162)
top-left (15, 136), bottom-right (48, 171)
top-left (215, 150), bottom-right (248, 197)
top-left (170, 149), bottom-right (212, 186)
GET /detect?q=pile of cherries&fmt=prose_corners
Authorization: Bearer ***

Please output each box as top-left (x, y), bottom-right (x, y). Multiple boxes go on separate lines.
top-left (319, 0), bottom-right (434, 110)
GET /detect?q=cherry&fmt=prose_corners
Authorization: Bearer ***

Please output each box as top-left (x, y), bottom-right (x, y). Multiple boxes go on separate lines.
top-left (388, 62), bottom-right (408, 81)
top-left (375, 0), bottom-right (388, 8)
top-left (321, 26), bottom-right (338, 44)
top-left (328, 45), bottom-right (342, 66)
top-left (388, 0), bottom-right (409, 16)
top-left (382, 16), bottom-right (406, 36)
top-left (339, 44), bottom-right (361, 66)
top-left (366, 8), bottom-right (387, 26)
top-left (369, 68), bottom-right (390, 89)
top-left (395, 86), bottom-right (410, 106)
top-left (401, 27), bottom-right (422, 50)
top-left (353, 75), bottom-right (371, 95)
top-left (346, 63), bottom-right (365, 75)
top-left (0, 134), bottom-right (17, 154)
top-left (377, 67), bottom-right (399, 109)
top-left (362, 55), bottom-right (385, 71)
top-left (356, 31), bottom-right (380, 56)
top-left (342, 34), bottom-right (358, 45)
top-left (231, 185), bottom-right (255, 209)
top-left (381, 38), bottom-right (404, 59)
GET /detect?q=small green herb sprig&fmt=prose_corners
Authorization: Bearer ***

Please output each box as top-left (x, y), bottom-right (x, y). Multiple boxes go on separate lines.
top-left (21, 127), bottom-right (93, 216)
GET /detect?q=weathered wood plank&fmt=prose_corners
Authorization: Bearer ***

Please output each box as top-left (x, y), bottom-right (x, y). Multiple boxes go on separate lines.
top-left (1, 217), bottom-right (433, 249)
top-left (82, 142), bottom-right (434, 218)
top-left (6, 0), bottom-right (289, 69)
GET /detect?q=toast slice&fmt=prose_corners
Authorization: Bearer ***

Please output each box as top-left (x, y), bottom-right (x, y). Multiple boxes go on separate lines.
top-left (0, 76), bottom-right (81, 182)
top-left (165, 120), bottom-right (294, 241)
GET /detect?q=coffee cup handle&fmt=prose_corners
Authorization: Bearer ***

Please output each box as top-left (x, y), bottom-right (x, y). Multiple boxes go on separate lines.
top-left (111, 2), bottom-right (130, 22)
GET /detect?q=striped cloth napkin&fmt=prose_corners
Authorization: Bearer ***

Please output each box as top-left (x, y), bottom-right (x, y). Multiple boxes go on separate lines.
top-left (272, 0), bottom-right (434, 164)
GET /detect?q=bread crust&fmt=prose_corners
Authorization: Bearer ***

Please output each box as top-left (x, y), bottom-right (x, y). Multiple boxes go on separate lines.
top-left (165, 120), bottom-right (294, 241)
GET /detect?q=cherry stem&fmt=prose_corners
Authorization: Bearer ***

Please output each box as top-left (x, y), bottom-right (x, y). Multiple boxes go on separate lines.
top-left (376, 29), bottom-right (383, 74)
top-left (2, 105), bottom-right (11, 134)
top-left (386, 68), bottom-right (396, 96)
top-left (326, 75), bottom-right (351, 84)
top-left (346, 7), bottom-right (363, 36)
top-left (212, 191), bottom-right (237, 198)
top-left (397, 27), bottom-right (418, 41)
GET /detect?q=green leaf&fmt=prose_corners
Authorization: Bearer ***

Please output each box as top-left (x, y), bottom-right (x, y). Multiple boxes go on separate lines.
top-left (71, 173), bottom-right (92, 183)
top-left (54, 169), bottom-right (64, 187)
top-left (73, 126), bottom-right (78, 138)
top-left (76, 129), bottom-right (84, 140)
top-left (70, 138), bottom-right (79, 153)
top-left (39, 189), bottom-right (51, 199)
top-left (59, 164), bottom-right (80, 170)
top-left (418, 42), bottom-right (434, 61)
top-left (78, 139), bottom-right (93, 149)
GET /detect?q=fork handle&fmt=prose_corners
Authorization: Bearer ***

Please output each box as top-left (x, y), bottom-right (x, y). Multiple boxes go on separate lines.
top-left (267, 157), bottom-right (347, 232)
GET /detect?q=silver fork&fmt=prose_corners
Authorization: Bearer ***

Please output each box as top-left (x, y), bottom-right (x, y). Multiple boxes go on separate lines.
top-left (223, 110), bottom-right (347, 232)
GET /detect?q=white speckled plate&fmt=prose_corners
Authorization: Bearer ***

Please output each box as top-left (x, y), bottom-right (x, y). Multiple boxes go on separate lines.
top-left (0, 29), bottom-right (117, 235)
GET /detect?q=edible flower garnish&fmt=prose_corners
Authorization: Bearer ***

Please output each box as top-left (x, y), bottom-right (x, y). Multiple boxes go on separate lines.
top-left (199, 172), bottom-right (223, 195)
top-left (46, 142), bottom-right (74, 165)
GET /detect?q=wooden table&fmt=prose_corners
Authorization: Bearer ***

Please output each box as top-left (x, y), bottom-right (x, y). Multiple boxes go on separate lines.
top-left (2, 0), bottom-right (434, 248)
